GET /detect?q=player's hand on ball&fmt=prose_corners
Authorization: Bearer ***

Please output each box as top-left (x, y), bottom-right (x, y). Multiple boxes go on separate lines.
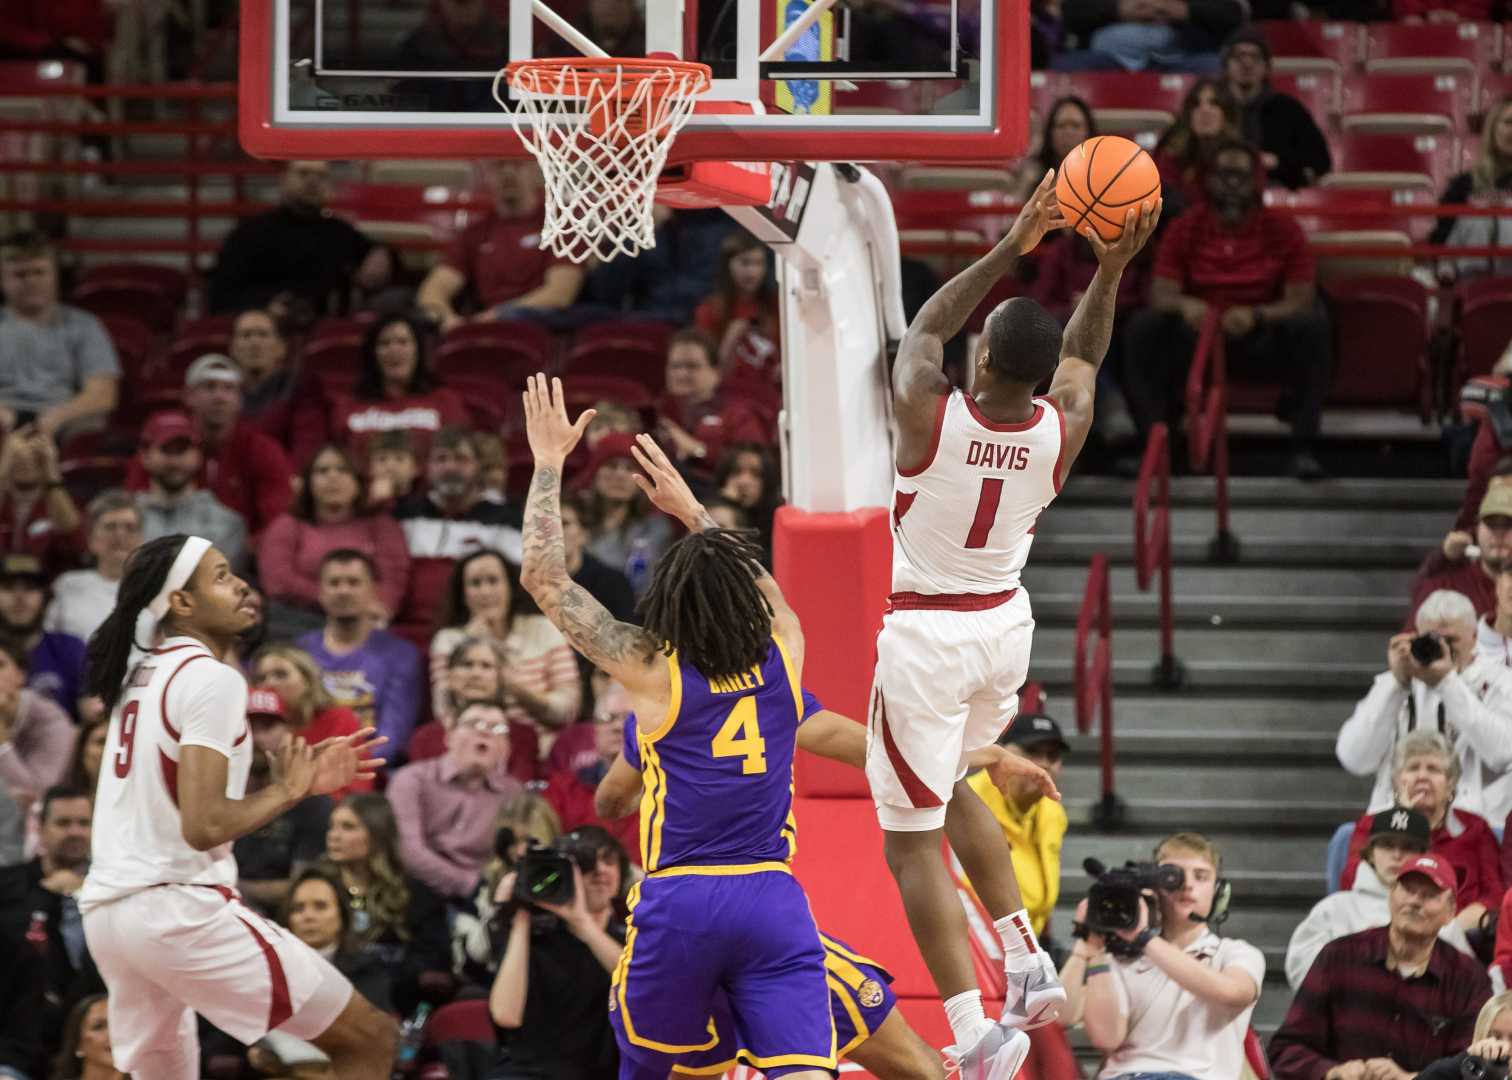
top-left (1005, 170), bottom-right (1070, 256)
top-left (1086, 199), bottom-right (1162, 270)
top-left (522, 373), bottom-right (595, 467)
top-left (983, 744), bottom-right (1062, 802)
top-left (307, 728), bottom-right (388, 796)
top-left (630, 434), bottom-right (706, 530)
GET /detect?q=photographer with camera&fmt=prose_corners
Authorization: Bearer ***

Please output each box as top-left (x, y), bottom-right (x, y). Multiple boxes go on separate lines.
top-left (1058, 832), bottom-right (1264, 1080)
top-left (1270, 855), bottom-right (1491, 1080)
top-left (487, 825), bottom-right (629, 1080)
top-left (1339, 589), bottom-right (1512, 827)
top-left (1413, 493), bottom-right (1512, 629)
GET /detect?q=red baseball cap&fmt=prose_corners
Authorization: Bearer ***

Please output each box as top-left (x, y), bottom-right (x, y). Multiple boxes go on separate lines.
top-left (1397, 854), bottom-right (1457, 895)
top-left (247, 687), bottom-right (287, 721)
top-left (141, 411), bottom-right (199, 450)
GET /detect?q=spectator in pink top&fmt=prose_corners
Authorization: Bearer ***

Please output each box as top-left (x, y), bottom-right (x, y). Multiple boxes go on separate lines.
top-left (329, 315), bottom-right (467, 469)
top-left (416, 160), bottom-right (585, 332)
top-left (259, 445), bottom-right (411, 638)
top-left (0, 635), bottom-right (75, 867)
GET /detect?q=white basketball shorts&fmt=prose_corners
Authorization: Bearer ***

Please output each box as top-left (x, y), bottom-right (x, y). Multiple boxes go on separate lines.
top-left (82, 883), bottom-right (353, 1072)
top-left (865, 587), bottom-right (1034, 830)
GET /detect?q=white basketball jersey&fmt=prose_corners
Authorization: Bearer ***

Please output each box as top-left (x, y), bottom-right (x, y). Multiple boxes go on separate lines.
top-left (79, 637), bottom-right (252, 912)
top-left (890, 390), bottom-right (1065, 594)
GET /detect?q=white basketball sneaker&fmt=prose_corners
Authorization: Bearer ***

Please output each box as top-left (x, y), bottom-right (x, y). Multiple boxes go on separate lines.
top-left (1000, 951), bottom-right (1067, 1031)
top-left (944, 1023), bottom-right (1031, 1080)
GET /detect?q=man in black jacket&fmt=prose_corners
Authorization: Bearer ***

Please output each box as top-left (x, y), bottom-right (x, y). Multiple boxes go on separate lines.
top-left (1223, 26), bottom-right (1332, 190)
top-left (1055, 0), bottom-right (1244, 72)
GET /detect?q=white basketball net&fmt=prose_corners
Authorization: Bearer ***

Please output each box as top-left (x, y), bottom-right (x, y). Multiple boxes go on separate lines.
top-left (495, 61), bottom-right (710, 263)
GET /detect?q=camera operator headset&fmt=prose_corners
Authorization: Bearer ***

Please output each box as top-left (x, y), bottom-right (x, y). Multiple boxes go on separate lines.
top-left (487, 826), bottom-right (631, 1080)
top-left (1416, 991), bottom-right (1512, 1080)
top-left (1057, 833), bottom-right (1264, 1080)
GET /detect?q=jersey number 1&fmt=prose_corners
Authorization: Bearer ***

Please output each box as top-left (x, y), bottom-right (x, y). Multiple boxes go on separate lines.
top-left (114, 700), bottom-right (139, 778)
top-left (712, 698), bottom-right (767, 774)
top-left (965, 478), bottom-right (1005, 549)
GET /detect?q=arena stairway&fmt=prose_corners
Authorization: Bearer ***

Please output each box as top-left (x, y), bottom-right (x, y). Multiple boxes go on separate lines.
top-left (790, 474), bottom-right (1459, 1076)
top-left (1030, 475), bottom-right (1457, 1056)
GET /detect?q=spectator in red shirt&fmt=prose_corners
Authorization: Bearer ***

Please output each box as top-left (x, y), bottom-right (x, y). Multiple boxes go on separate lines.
top-left (1124, 139), bottom-right (1331, 480)
top-left (416, 161), bottom-right (585, 332)
top-left (1151, 77), bottom-right (1242, 218)
top-left (126, 354), bottom-right (294, 536)
top-left (259, 445), bottom-right (412, 635)
top-left (328, 315), bottom-right (467, 469)
top-left (655, 329), bottom-right (771, 480)
top-left (1340, 731), bottom-right (1504, 932)
top-left (543, 681), bottom-right (638, 863)
top-left (0, 425), bottom-right (80, 575)
top-left (694, 231), bottom-right (781, 390)
top-left (1410, 487), bottom-right (1512, 627)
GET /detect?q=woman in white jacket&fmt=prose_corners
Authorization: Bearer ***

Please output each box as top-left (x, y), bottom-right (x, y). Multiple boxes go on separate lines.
top-left (1337, 588), bottom-right (1512, 824)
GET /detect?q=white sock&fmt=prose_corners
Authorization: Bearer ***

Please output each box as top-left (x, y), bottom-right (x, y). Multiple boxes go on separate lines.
top-left (996, 909), bottom-right (1042, 970)
top-left (944, 989), bottom-right (992, 1047)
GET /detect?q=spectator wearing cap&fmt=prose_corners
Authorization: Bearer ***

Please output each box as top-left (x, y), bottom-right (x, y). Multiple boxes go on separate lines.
top-left (1123, 138), bottom-right (1331, 481)
top-left (416, 160), bottom-right (584, 333)
top-left (296, 549), bottom-right (424, 758)
top-left (386, 699), bottom-right (525, 901)
top-left (326, 314), bottom-right (467, 471)
top-left (0, 636), bottom-right (76, 868)
top-left (0, 232), bottom-right (119, 442)
top-left (207, 161), bottom-right (393, 320)
top-left (43, 490), bottom-right (142, 643)
top-left (394, 426), bottom-right (524, 565)
top-left (0, 554), bottom-right (85, 719)
top-left (126, 354), bottom-right (293, 537)
top-left (1221, 27), bottom-right (1331, 191)
top-left (258, 444), bottom-right (411, 638)
top-left (965, 712), bottom-right (1070, 938)
top-left (1288, 807), bottom-right (1473, 990)
top-left (1270, 854), bottom-right (1491, 1080)
top-left (232, 688), bottom-right (335, 916)
top-left (1340, 730), bottom-right (1502, 935)
top-left (0, 423), bottom-right (82, 575)
top-left (579, 433), bottom-right (676, 600)
top-left (1415, 487), bottom-right (1512, 626)
top-left (655, 329), bottom-right (771, 481)
top-left (542, 681), bottom-right (639, 863)
top-left (133, 410), bottom-right (249, 570)
top-left (1341, 589), bottom-right (1512, 826)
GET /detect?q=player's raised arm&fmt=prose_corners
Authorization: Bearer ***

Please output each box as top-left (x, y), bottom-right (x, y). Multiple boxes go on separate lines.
top-left (1046, 200), bottom-right (1162, 475)
top-left (893, 172), bottom-right (1068, 454)
top-left (629, 433), bottom-right (805, 669)
top-left (519, 375), bottom-right (664, 692)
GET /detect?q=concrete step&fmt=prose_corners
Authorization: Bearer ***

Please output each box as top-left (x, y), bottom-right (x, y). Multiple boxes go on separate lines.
top-left (1035, 504), bottom-right (1449, 542)
top-left (1032, 590), bottom-right (1403, 629)
top-left (1061, 832), bottom-right (1332, 878)
top-left (1031, 532), bottom-right (1430, 567)
top-left (1060, 476), bottom-right (1461, 512)
top-left (1063, 729), bottom-right (1339, 761)
top-left (1065, 798), bottom-right (1362, 830)
top-left (1051, 903), bottom-right (1322, 954)
top-left (1054, 693), bottom-right (1359, 735)
top-left (1021, 563), bottom-right (1416, 603)
top-left (1035, 656), bottom-right (1379, 693)
top-left (1037, 626), bottom-right (1386, 668)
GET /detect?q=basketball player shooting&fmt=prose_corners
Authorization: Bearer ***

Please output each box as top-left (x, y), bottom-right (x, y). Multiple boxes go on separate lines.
top-left (867, 171), bottom-right (1160, 1079)
top-left (77, 534), bottom-right (396, 1079)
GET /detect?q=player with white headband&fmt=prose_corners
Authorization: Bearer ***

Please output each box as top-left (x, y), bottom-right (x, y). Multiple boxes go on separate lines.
top-left (78, 533), bottom-right (396, 1079)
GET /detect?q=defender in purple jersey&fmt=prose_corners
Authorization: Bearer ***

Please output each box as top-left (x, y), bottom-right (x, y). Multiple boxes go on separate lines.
top-left (518, 375), bottom-right (834, 1080)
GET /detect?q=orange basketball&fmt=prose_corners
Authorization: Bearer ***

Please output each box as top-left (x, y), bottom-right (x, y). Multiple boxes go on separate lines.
top-left (1055, 135), bottom-right (1162, 243)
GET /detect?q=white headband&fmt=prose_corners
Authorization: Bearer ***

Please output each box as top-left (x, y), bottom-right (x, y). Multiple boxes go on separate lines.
top-left (134, 536), bottom-right (213, 648)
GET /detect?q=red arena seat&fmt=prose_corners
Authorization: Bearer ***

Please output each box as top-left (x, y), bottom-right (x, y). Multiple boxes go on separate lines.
top-left (1322, 276), bottom-right (1432, 413)
top-left (1320, 132), bottom-right (1459, 194)
top-left (1339, 72), bottom-right (1473, 136)
top-left (1458, 277), bottom-right (1512, 378)
top-left (1363, 21), bottom-right (1501, 81)
top-left (1263, 20), bottom-right (1363, 75)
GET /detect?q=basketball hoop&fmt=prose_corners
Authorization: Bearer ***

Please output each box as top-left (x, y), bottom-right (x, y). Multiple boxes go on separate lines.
top-left (495, 57), bottom-right (712, 263)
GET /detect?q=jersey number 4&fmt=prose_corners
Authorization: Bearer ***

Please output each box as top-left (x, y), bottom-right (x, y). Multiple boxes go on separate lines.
top-left (114, 700), bottom-right (140, 778)
top-left (895, 479), bottom-right (1005, 549)
top-left (712, 698), bottom-right (768, 775)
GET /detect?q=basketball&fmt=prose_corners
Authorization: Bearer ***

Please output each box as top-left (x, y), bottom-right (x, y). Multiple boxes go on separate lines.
top-left (1055, 135), bottom-right (1162, 242)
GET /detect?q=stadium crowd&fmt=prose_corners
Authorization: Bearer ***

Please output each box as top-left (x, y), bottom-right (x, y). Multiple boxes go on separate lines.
top-left (2, 0), bottom-right (1512, 1074)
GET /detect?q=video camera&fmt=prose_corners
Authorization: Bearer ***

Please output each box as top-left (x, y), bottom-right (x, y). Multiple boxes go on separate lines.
top-left (503, 831), bottom-right (602, 909)
top-left (1464, 1057), bottom-right (1509, 1080)
top-left (1079, 859), bottom-right (1185, 934)
top-left (1409, 630), bottom-right (1448, 667)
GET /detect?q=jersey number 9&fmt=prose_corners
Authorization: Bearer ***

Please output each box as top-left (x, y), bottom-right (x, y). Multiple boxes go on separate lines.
top-left (115, 700), bottom-right (140, 778)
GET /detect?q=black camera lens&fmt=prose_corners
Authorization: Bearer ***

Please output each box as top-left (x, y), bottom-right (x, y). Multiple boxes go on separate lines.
top-left (1410, 633), bottom-right (1445, 667)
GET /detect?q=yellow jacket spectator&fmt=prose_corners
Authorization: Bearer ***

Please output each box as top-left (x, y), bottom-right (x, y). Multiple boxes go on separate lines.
top-left (966, 714), bottom-right (1070, 937)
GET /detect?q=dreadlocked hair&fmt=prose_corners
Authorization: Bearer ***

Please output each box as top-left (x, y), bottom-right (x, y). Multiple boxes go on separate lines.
top-left (84, 534), bottom-right (192, 712)
top-left (637, 527), bottom-right (773, 680)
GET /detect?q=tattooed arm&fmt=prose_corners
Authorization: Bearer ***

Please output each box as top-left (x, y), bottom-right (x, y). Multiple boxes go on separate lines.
top-left (894, 170), bottom-right (1068, 473)
top-left (1046, 199), bottom-right (1163, 485)
top-left (519, 376), bottom-right (664, 693)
